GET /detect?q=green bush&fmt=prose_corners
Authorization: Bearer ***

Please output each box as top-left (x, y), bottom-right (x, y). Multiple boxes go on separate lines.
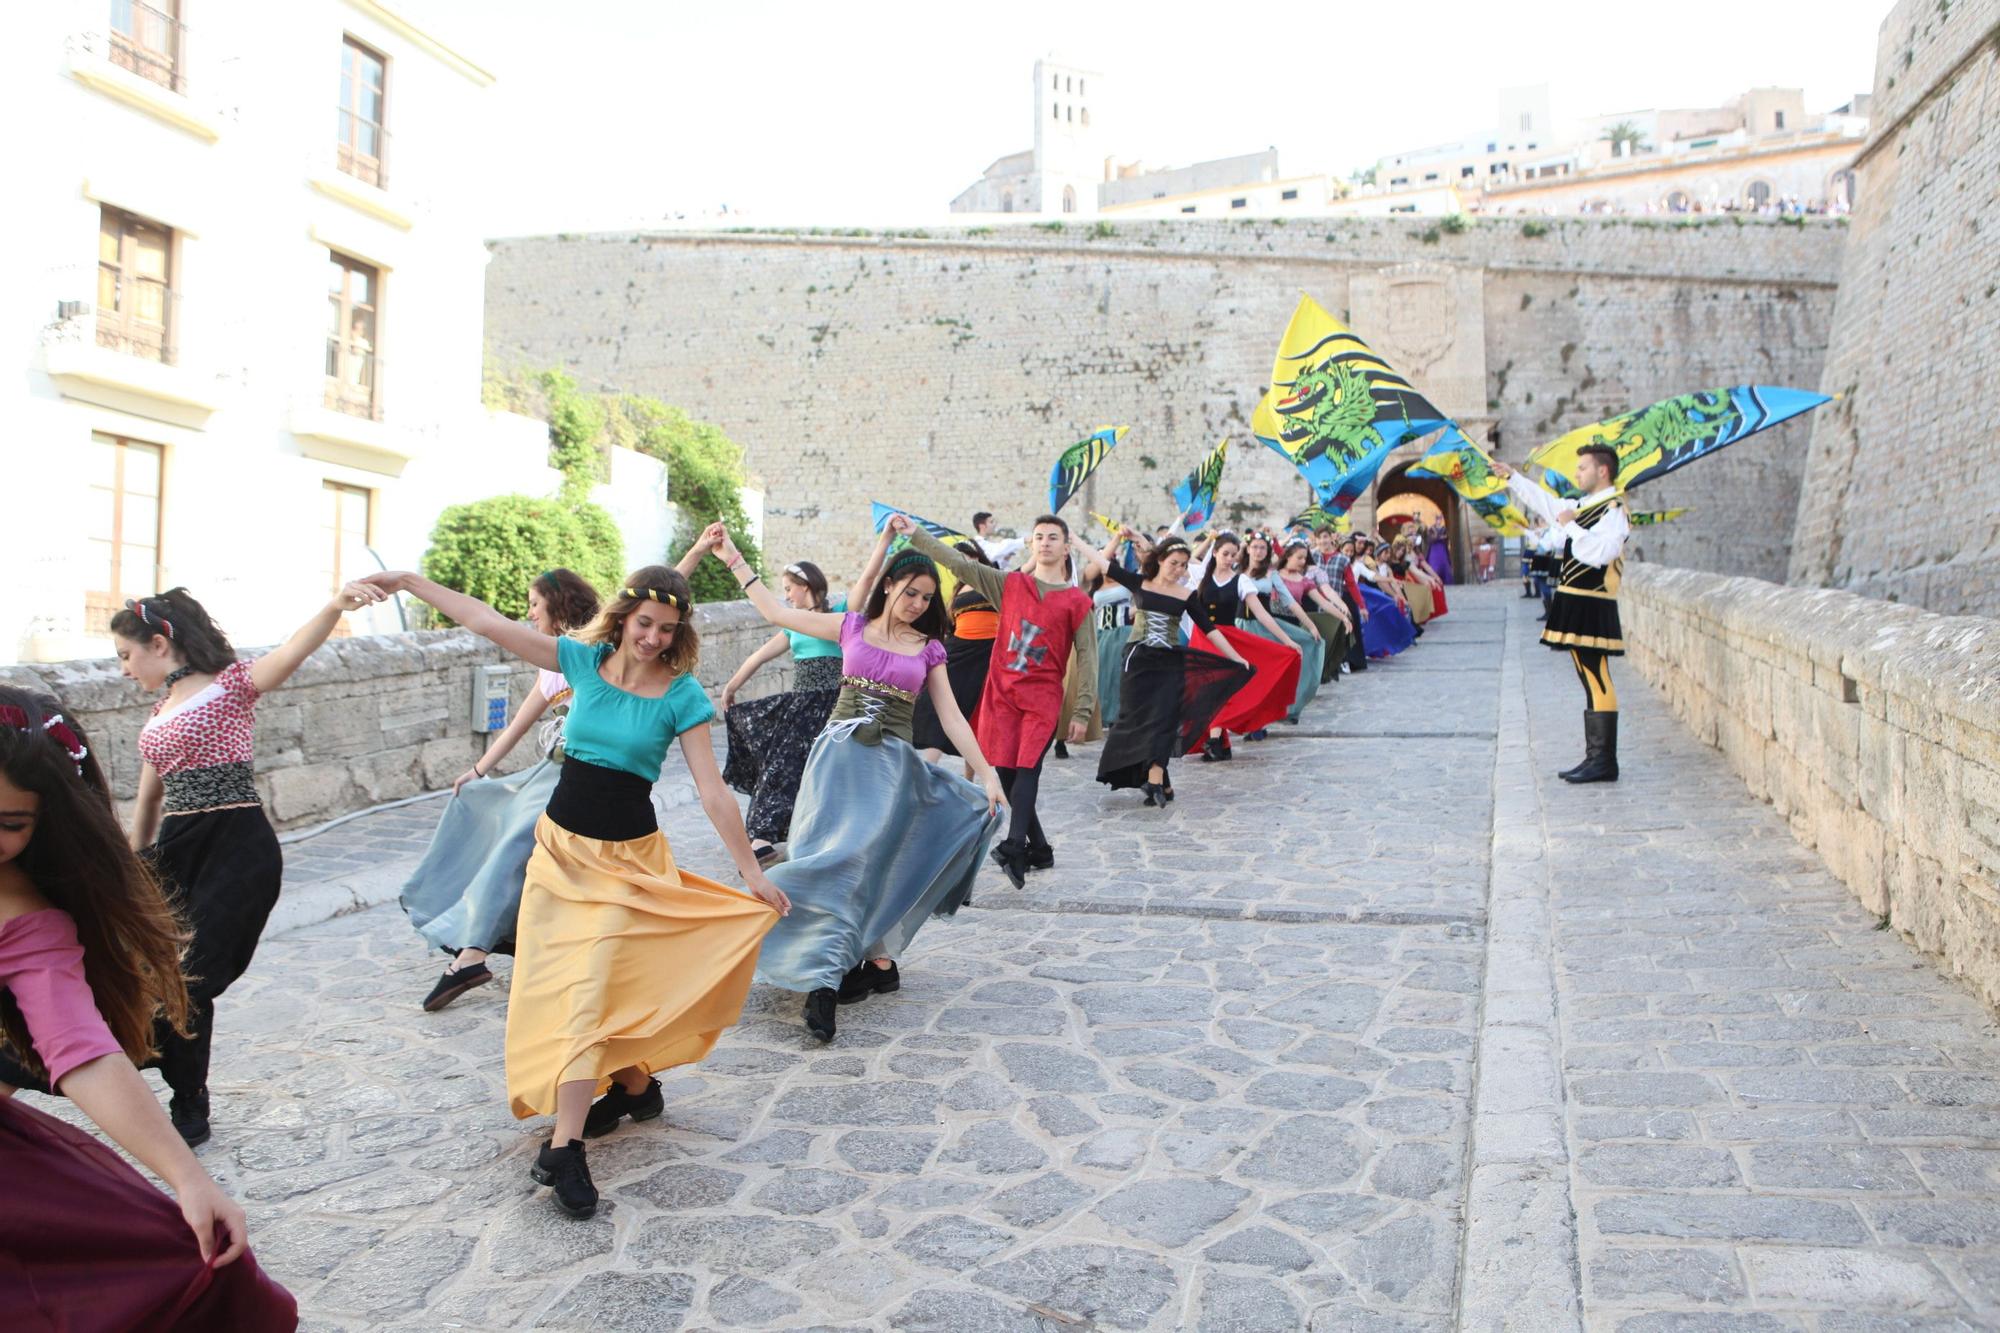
top-left (421, 493), bottom-right (624, 623)
top-left (605, 395), bottom-right (763, 603)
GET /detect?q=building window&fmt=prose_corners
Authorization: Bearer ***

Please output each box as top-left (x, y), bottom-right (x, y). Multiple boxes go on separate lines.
top-left (109, 0), bottom-right (186, 91)
top-left (1390, 176), bottom-right (1408, 187)
top-left (1490, 162), bottom-right (1508, 175)
top-left (1079, 79), bottom-right (1085, 95)
top-left (1065, 76), bottom-right (1072, 92)
top-left (86, 435), bottom-right (164, 636)
top-left (1520, 112), bottom-right (1532, 131)
top-left (1746, 179), bottom-right (1774, 209)
top-left (1062, 185), bottom-right (1076, 213)
top-left (1066, 105), bottom-right (1072, 122)
top-left (1423, 172), bottom-right (1439, 182)
top-left (1281, 188), bottom-right (1299, 201)
top-left (97, 206), bottom-right (175, 364)
top-left (1052, 74), bottom-right (1058, 89)
top-left (1002, 191), bottom-right (1013, 213)
top-left (1230, 197), bottom-right (1247, 209)
top-left (1774, 109), bottom-right (1786, 130)
top-left (1461, 165), bottom-right (1476, 178)
top-left (1180, 205), bottom-right (1195, 214)
top-left (1081, 106), bottom-right (1089, 127)
top-left (1486, 142), bottom-right (1496, 152)
top-left (325, 251), bottom-right (382, 420)
top-left (322, 482), bottom-right (373, 604)
top-left (337, 36), bottom-right (388, 187)
top-left (1053, 104), bottom-right (1060, 121)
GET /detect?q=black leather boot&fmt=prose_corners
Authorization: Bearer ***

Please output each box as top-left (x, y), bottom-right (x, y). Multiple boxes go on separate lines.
top-left (1563, 711), bottom-right (1619, 784)
top-left (1557, 711), bottom-right (1593, 780)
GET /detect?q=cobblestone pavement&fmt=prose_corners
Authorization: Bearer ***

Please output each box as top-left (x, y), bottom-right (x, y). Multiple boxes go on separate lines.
top-left (20, 586), bottom-right (2000, 1330)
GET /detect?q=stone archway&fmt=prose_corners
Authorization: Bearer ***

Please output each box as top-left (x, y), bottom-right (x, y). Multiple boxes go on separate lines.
top-left (1375, 459), bottom-right (1462, 581)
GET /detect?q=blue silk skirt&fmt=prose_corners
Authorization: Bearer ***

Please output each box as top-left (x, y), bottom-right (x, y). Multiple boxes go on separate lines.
top-left (1359, 585), bottom-right (1416, 658)
top-left (401, 758), bottom-right (561, 956)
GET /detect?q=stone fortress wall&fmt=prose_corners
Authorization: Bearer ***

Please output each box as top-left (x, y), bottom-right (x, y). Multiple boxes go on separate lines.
top-left (483, 217), bottom-right (1843, 582)
top-left (1787, 0), bottom-right (2000, 617)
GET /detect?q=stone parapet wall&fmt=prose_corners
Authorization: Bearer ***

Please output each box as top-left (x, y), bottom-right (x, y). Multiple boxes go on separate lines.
top-left (1622, 564), bottom-right (2000, 1006)
top-left (0, 600), bottom-right (787, 831)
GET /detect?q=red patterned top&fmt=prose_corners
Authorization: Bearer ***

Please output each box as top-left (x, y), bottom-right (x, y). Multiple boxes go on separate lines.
top-left (139, 659), bottom-right (263, 814)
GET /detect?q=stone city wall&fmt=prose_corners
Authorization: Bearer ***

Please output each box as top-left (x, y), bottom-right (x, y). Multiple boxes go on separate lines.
top-left (1787, 0), bottom-right (2000, 615)
top-left (0, 600), bottom-right (786, 831)
top-left (485, 216), bottom-right (1841, 583)
top-left (1622, 565), bottom-right (2000, 1008)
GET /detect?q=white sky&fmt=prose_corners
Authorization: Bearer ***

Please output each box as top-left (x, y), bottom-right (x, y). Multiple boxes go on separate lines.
top-left (432, 0), bottom-right (1889, 236)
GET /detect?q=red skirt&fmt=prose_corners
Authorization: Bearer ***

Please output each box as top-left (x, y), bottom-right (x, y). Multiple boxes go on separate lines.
top-left (1429, 583), bottom-right (1449, 617)
top-left (1187, 626), bottom-right (1298, 746)
top-left (0, 1097), bottom-right (298, 1332)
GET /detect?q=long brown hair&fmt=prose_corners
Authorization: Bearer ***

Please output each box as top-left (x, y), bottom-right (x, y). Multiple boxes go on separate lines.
top-left (107, 588), bottom-right (236, 675)
top-left (576, 566), bottom-right (701, 676)
top-left (0, 689), bottom-right (190, 1079)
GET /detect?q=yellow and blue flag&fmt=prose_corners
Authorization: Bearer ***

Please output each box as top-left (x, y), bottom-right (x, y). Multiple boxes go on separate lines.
top-left (1528, 386), bottom-right (1832, 494)
top-left (1170, 439), bottom-right (1229, 534)
top-left (1257, 295), bottom-right (1456, 510)
top-left (1048, 426), bottom-right (1128, 514)
top-left (1407, 428), bottom-right (1533, 536)
top-left (1630, 507), bottom-right (1692, 527)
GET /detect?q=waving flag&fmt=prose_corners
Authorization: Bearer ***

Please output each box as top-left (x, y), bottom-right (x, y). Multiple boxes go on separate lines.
top-left (1408, 428), bottom-right (1533, 536)
top-left (1259, 295), bottom-right (1455, 509)
top-left (1048, 426), bottom-right (1128, 514)
top-left (1528, 386), bottom-right (1833, 494)
top-left (1169, 439), bottom-right (1229, 535)
top-left (1630, 507), bottom-right (1692, 527)
top-left (1288, 501), bottom-right (1351, 535)
top-left (870, 501), bottom-right (966, 543)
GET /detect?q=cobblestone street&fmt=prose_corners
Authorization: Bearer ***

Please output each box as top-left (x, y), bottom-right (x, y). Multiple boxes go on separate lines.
top-left (21, 586), bottom-right (2000, 1330)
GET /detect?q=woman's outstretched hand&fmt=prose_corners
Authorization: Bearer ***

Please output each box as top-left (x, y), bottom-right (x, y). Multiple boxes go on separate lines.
top-left (982, 770), bottom-right (1007, 816)
top-left (745, 868), bottom-right (791, 915)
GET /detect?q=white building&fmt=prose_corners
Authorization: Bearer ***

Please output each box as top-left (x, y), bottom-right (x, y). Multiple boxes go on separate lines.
top-left (950, 55), bottom-right (1104, 216)
top-left (1375, 85), bottom-right (1560, 192)
top-left (3, 0), bottom-right (667, 666)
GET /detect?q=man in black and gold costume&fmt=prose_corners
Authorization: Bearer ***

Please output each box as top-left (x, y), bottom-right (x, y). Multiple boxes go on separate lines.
top-left (1495, 444), bottom-right (1631, 783)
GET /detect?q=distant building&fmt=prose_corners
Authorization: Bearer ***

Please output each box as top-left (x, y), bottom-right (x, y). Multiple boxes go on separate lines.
top-left (1375, 85), bottom-right (1560, 195)
top-left (950, 56), bottom-right (1105, 216)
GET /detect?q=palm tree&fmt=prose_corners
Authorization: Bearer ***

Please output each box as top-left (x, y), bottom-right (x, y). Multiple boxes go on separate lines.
top-left (1600, 121), bottom-right (1653, 157)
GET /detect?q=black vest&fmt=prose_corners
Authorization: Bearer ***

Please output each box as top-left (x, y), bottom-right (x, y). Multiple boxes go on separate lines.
top-left (1559, 497), bottom-right (1624, 598)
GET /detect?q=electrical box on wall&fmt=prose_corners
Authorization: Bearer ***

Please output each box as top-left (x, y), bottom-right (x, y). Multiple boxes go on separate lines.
top-left (471, 665), bottom-right (512, 734)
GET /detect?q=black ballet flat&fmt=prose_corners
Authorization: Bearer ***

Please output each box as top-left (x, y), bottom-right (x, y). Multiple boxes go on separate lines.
top-left (169, 1090), bottom-right (210, 1148)
top-left (752, 842), bottom-right (783, 868)
top-left (421, 961), bottom-right (492, 1013)
top-left (838, 960), bottom-right (901, 1004)
top-left (1142, 781), bottom-right (1168, 808)
top-left (804, 988), bottom-right (838, 1041)
top-left (988, 842), bottom-right (1028, 890)
top-left (1161, 784), bottom-right (1176, 804)
top-left (1026, 844), bottom-right (1054, 872)
top-left (1053, 740), bottom-right (1069, 760)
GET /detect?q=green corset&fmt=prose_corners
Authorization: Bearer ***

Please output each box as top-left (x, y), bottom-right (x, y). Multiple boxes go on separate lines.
top-left (826, 678), bottom-right (918, 747)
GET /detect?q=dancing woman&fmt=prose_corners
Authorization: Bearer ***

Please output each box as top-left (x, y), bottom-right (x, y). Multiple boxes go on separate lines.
top-left (703, 523), bottom-right (1004, 1043)
top-left (1094, 531), bottom-right (1250, 805)
top-left (0, 689), bottom-right (297, 1330)
top-left (1242, 533), bottom-right (1325, 722)
top-left (1091, 569), bottom-right (1134, 728)
top-left (1188, 532), bottom-right (1300, 760)
top-left (361, 565), bottom-right (788, 1220)
top-left (104, 584), bottom-right (381, 1146)
top-left (1354, 541), bottom-right (1417, 658)
top-left (1276, 541), bottom-right (1355, 683)
top-left (402, 568), bottom-right (600, 1011)
top-left (1386, 540), bottom-right (1437, 626)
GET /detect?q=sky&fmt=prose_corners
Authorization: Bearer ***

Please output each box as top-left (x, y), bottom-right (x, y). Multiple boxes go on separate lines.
top-left (434, 0), bottom-right (1890, 236)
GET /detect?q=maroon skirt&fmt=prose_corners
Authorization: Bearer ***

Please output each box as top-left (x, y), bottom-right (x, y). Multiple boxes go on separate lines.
top-left (0, 1096), bottom-right (296, 1332)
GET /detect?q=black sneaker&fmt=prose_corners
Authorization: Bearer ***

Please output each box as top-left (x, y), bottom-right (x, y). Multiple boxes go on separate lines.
top-left (169, 1090), bottom-right (210, 1148)
top-left (421, 961), bottom-right (492, 1013)
top-left (583, 1076), bottom-right (663, 1138)
top-left (805, 988), bottom-right (838, 1041)
top-left (838, 960), bottom-right (901, 1005)
top-left (1025, 844), bottom-right (1054, 872)
top-left (531, 1139), bottom-right (598, 1218)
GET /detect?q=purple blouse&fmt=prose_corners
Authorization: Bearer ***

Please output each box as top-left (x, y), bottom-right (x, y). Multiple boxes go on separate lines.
top-left (0, 909), bottom-right (124, 1087)
top-left (839, 612), bottom-right (945, 692)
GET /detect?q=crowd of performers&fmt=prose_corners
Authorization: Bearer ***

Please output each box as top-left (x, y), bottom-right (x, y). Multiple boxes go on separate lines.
top-left (0, 474), bottom-right (1630, 1328)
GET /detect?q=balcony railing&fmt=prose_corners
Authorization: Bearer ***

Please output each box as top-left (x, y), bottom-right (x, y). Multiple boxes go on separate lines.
top-left (334, 107), bottom-right (390, 189)
top-left (324, 337), bottom-right (383, 420)
top-left (109, 1), bottom-right (187, 93)
top-left (87, 268), bottom-right (180, 365)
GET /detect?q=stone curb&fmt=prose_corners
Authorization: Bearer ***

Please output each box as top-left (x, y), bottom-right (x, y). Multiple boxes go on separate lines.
top-left (1456, 591), bottom-right (1583, 1330)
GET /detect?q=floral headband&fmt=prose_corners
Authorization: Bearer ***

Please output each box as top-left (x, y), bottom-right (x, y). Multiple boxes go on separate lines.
top-left (622, 586), bottom-right (689, 615)
top-left (125, 597), bottom-right (174, 639)
top-left (0, 705), bottom-right (89, 776)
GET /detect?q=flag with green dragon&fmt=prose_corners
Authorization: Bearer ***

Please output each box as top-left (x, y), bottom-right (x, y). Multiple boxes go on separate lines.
top-left (1528, 386), bottom-right (1833, 494)
top-left (1169, 439), bottom-right (1228, 534)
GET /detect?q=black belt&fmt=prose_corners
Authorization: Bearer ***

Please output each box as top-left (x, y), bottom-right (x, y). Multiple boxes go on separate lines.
top-left (544, 755), bottom-right (657, 841)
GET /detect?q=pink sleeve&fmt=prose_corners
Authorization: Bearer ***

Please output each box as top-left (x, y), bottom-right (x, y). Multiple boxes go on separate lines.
top-left (221, 657), bottom-right (261, 702)
top-left (840, 612), bottom-right (867, 646)
top-left (922, 639), bottom-right (948, 672)
top-left (0, 913), bottom-right (125, 1088)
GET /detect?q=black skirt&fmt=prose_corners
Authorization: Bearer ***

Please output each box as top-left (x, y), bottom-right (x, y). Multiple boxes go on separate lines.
top-left (1542, 592), bottom-right (1624, 655)
top-left (1096, 643), bottom-right (1251, 790)
top-left (912, 633), bottom-right (995, 754)
top-left (723, 667), bottom-right (840, 844)
top-left (153, 805), bottom-right (284, 1004)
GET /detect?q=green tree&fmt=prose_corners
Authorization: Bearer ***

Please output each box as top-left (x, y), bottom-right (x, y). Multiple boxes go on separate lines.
top-left (420, 493), bottom-right (624, 623)
top-left (1600, 121), bottom-right (1653, 156)
top-left (540, 368), bottom-right (608, 500)
top-left (605, 394), bottom-right (763, 602)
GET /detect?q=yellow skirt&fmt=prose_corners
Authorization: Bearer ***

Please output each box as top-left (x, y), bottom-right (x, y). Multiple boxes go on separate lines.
top-left (505, 816), bottom-right (778, 1119)
top-left (1402, 581), bottom-right (1436, 625)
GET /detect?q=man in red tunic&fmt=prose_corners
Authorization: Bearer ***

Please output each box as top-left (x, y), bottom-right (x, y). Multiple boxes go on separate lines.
top-left (898, 515), bottom-right (1096, 887)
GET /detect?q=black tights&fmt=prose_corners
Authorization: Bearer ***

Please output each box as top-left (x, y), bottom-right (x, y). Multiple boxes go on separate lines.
top-left (1569, 649), bottom-right (1618, 712)
top-left (997, 738), bottom-right (1056, 851)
